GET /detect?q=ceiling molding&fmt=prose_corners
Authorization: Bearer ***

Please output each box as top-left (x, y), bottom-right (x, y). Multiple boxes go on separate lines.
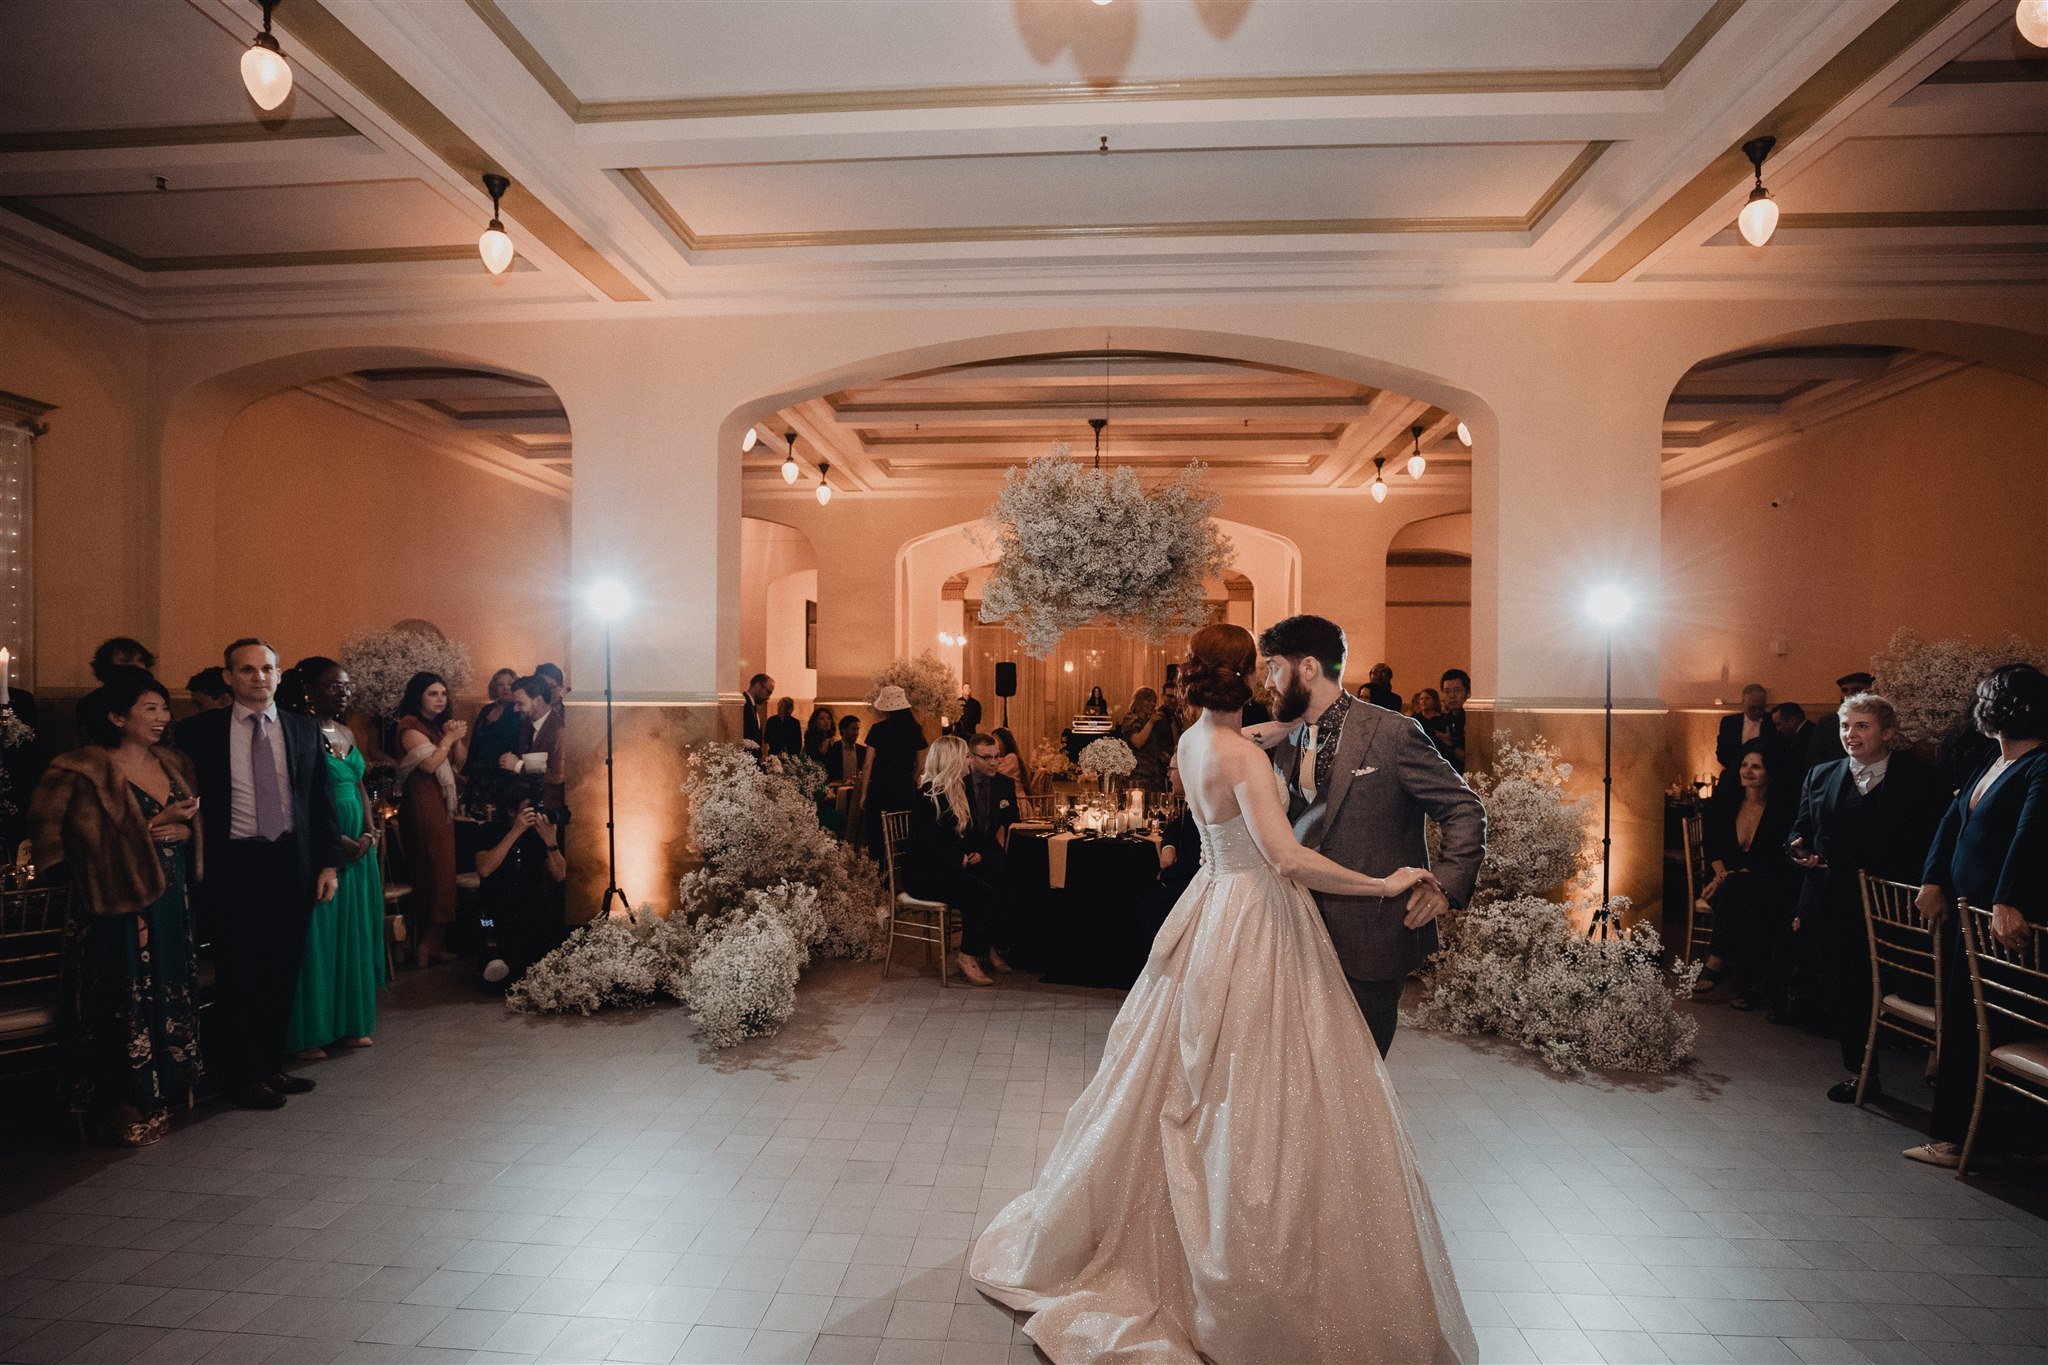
top-left (1575, 0), bottom-right (1972, 283)
top-left (622, 141), bottom-right (1609, 252)
top-left (471, 0), bottom-right (1742, 122)
top-left (274, 0), bottom-right (648, 301)
top-left (0, 390), bottom-right (58, 436)
top-left (0, 118), bottom-right (359, 154)
top-left (1775, 208), bottom-right (2048, 230)
top-left (1921, 58), bottom-right (2048, 84)
top-left (301, 377), bottom-right (570, 500)
top-left (0, 196), bottom-right (475, 272)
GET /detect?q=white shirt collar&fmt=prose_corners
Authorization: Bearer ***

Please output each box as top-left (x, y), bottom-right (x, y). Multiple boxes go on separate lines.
top-left (232, 699), bottom-right (279, 725)
top-left (1847, 752), bottom-right (1890, 793)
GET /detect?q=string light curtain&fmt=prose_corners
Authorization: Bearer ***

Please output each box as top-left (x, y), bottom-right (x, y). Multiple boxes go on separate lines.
top-left (0, 393), bottom-right (49, 682)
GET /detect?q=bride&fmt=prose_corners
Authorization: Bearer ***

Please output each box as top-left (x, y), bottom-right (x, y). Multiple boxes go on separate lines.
top-left (969, 623), bottom-right (1476, 1364)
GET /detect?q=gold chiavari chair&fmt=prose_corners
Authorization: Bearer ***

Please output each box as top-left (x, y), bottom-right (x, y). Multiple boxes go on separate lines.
top-left (880, 810), bottom-right (961, 987)
top-left (1855, 874), bottom-right (1942, 1107)
top-left (0, 885), bottom-right (65, 1076)
top-left (1957, 900), bottom-right (2048, 1176)
top-left (1014, 794), bottom-right (1055, 823)
top-left (1680, 811), bottom-right (1712, 965)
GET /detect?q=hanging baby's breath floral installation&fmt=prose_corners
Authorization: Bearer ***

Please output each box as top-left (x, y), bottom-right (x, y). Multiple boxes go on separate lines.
top-left (340, 625), bottom-right (474, 720)
top-left (1871, 626), bottom-right (2046, 748)
top-left (507, 745), bottom-right (884, 1046)
top-left (870, 652), bottom-right (963, 725)
top-left (1408, 732), bottom-right (1701, 1075)
top-left (977, 449), bottom-right (1233, 657)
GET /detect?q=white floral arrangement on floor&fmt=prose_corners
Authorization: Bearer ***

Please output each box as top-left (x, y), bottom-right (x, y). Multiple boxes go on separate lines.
top-left (870, 652), bottom-right (962, 724)
top-left (1871, 626), bottom-right (2046, 747)
top-left (1407, 731), bottom-right (1699, 1075)
top-left (976, 450), bottom-right (1233, 657)
top-left (1077, 736), bottom-right (1137, 780)
top-left (508, 743), bottom-right (884, 1042)
top-left (340, 625), bottom-right (474, 719)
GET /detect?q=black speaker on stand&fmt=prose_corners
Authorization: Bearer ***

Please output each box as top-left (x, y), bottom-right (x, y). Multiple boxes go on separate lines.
top-left (995, 661), bottom-right (1017, 728)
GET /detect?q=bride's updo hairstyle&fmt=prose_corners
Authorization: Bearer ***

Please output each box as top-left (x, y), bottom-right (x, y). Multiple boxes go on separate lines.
top-left (1181, 623), bottom-right (1257, 711)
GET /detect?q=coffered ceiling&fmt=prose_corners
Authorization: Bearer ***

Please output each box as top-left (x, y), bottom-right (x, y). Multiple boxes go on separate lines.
top-left (0, 0), bottom-right (2040, 316)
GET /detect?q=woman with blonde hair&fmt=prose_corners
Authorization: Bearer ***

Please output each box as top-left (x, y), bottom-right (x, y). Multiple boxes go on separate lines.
top-left (904, 735), bottom-right (1017, 985)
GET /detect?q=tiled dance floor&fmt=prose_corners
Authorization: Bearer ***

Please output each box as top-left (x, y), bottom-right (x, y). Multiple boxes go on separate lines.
top-left (2, 960), bottom-right (2045, 1365)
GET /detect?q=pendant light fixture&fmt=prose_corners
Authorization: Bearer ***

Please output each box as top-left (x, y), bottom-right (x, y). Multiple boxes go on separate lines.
top-left (1455, 421), bottom-right (1472, 448)
top-left (1737, 136), bottom-right (1779, 248)
top-left (478, 173), bottom-right (515, 274)
top-left (1406, 424), bottom-right (1427, 479)
top-left (1089, 417), bottom-right (1107, 472)
top-left (780, 432), bottom-right (800, 485)
top-left (741, 428), bottom-right (758, 454)
top-left (2020, 0), bottom-right (2048, 46)
top-left (240, 0), bottom-right (293, 111)
top-left (815, 462), bottom-right (833, 506)
top-left (1369, 458), bottom-right (1388, 503)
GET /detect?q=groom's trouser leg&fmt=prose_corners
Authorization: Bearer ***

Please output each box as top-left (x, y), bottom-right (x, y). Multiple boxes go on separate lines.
top-left (1346, 975), bottom-right (1401, 1057)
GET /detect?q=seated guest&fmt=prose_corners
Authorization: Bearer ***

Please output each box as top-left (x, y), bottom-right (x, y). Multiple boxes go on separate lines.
top-left (990, 727), bottom-right (1030, 791)
top-left (1410, 688), bottom-right (1443, 724)
top-left (1428, 670), bottom-right (1470, 772)
top-left (1907, 663), bottom-right (2048, 1168)
top-left (1694, 738), bottom-right (1797, 1009)
top-left (476, 798), bottom-right (568, 987)
top-left (966, 733), bottom-right (1020, 861)
top-left (186, 668), bottom-right (233, 712)
top-left (823, 714), bottom-right (866, 784)
top-left (1716, 683), bottom-right (1772, 779)
top-left (497, 675), bottom-right (563, 808)
top-left (764, 696), bottom-right (803, 758)
top-left (29, 670), bottom-right (202, 1146)
top-left (280, 658), bottom-right (383, 1059)
top-left (464, 668), bottom-right (524, 800)
top-left (1117, 687), bottom-right (1175, 792)
top-left (904, 735), bottom-right (1016, 987)
top-left (1789, 691), bottom-right (1947, 1104)
top-left (803, 706), bottom-right (837, 765)
top-left (395, 671), bottom-right (467, 967)
top-left (1808, 671), bottom-right (1873, 768)
top-left (1363, 663), bottom-right (1400, 712)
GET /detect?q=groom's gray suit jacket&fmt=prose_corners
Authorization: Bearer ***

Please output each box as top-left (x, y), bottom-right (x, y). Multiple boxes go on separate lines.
top-left (1274, 693), bottom-right (1486, 983)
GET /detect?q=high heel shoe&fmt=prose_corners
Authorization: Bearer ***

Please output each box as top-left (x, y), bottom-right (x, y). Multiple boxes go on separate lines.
top-left (955, 953), bottom-right (995, 986)
top-left (987, 949), bottom-right (1013, 974)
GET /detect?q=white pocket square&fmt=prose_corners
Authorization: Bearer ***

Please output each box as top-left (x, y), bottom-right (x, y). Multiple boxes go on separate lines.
top-left (1352, 766), bottom-right (1378, 777)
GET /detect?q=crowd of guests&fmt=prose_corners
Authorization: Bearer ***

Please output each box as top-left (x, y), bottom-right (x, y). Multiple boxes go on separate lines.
top-left (19, 635), bottom-right (573, 1147)
top-left (1690, 666), bottom-right (2046, 1167)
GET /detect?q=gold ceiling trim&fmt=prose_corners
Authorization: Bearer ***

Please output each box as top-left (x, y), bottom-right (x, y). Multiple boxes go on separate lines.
top-left (0, 197), bottom-right (477, 272)
top-left (473, 0), bottom-right (1741, 121)
top-left (275, 0), bottom-right (646, 301)
top-left (1771, 208), bottom-right (2048, 230)
top-left (0, 118), bottom-right (359, 154)
top-left (622, 141), bottom-right (1608, 251)
top-left (1920, 58), bottom-right (2048, 84)
top-left (1576, 0), bottom-right (1971, 283)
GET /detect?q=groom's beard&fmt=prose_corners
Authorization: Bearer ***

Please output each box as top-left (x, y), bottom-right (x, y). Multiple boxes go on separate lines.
top-left (1274, 674), bottom-right (1313, 723)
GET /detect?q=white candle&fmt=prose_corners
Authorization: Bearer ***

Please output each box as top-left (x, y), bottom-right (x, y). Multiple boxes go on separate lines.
top-left (1, 647), bottom-right (11, 706)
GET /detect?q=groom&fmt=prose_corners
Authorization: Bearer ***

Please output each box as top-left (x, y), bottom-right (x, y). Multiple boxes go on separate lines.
top-left (1253, 615), bottom-right (1486, 1055)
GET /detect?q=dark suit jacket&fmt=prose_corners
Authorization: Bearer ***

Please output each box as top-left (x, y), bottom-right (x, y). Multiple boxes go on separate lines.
top-left (177, 704), bottom-right (341, 900)
top-left (965, 772), bottom-right (1018, 856)
top-left (763, 713), bottom-right (802, 757)
top-left (1923, 748), bottom-right (2048, 920)
top-left (1274, 694), bottom-right (1487, 981)
top-left (1788, 750), bottom-right (1946, 923)
top-left (822, 740), bottom-right (868, 784)
top-left (742, 698), bottom-right (765, 748)
top-left (1717, 711), bottom-right (1771, 772)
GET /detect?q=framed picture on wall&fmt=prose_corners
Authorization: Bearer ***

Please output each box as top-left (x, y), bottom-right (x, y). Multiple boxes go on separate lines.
top-left (805, 600), bottom-right (817, 669)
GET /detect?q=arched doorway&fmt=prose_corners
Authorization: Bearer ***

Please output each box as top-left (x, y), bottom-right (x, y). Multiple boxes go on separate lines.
top-left (1383, 512), bottom-right (1471, 711)
top-left (739, 517), bottom-right (819, 703)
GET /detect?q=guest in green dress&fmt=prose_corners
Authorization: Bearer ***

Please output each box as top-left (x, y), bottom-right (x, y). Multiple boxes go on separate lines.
top-left (29, 670), bottom-right (203, 1147)
top-left (281, 658), bottom-right (385, 1058)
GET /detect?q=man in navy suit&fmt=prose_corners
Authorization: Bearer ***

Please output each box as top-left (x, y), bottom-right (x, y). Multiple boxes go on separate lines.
top-left (966, 732), bottom-right (1020, 866)
top-left (1716, 683), bottom-right (1772, 785)
top-left (1788, 692), bottom-right (1946, 1106)
top-left (180, 639), bottom-right (340, 1109)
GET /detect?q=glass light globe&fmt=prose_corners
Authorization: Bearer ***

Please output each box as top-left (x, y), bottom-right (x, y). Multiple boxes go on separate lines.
top-left (478, 224), bottom-right (515, 274)
top-left (1455, 421), bottom-right (1472, 448)
top-left (1369, 477), bottom-right (1388, 504)
top-left (1586, 585), bottom-right (1632, 626)
top-left (241, 38), bottom-right (293, 111)
top-left (1407, 453), bottom-right (1426, 479)
top-left (2019, 0), bottom-right (2048, 47)
top-left (780, 457), bottom-right (799, 484)
top-left (741, 429), bottom-right (758, 454)
top-left (815, 480), bottom-right (832, 506)
top-left (1737, 190), bottom-right (1779, 248)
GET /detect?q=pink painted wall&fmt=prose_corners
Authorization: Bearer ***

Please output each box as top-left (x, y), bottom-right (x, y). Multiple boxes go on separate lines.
top-left (207, 388), bottom-right (569, 694)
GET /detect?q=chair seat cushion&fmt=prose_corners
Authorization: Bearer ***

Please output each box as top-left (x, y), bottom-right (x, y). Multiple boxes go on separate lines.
top-left (0, 989), bottom-right (59, 1039)
top-left (1882, 993), bottom-right (1937, 1029)
top-left (895, 893), bottom-right (948, 912)
top-left (384, 883), bottom-right (412, 904)
top-left (1991, 1040), bottom-right (2048, 1086)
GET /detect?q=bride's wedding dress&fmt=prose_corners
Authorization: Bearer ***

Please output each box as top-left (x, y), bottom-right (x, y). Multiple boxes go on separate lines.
top-left (968, 812), bottom-right (1477, 1364)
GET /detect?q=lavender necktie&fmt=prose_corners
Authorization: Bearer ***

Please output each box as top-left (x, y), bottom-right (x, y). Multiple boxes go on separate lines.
top-left (250, 712), bottom-right (287, 840)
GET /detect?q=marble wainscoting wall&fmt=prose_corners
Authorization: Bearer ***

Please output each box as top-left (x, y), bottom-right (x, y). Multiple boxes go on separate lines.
top-left (1466, 701), bottom-right (1674, 930)
top-left (561, 698), bottom-right (740, 923)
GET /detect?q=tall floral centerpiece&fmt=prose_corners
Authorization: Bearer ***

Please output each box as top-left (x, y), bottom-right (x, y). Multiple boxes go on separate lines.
top-left (1077, 735), bottom-right (1136, 796)
top-left (340, 624), bottom-right (473, 720)
top-left (1871, 627), bottom-right (2046, 748)
top-left (870, 652), bottom-right (962, 727)
top-left (977, 449), bottom-right (1233, 657)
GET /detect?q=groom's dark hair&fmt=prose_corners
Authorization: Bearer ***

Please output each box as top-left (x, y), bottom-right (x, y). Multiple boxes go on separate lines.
top-left (1258, 615), bottom-right (1345, 681)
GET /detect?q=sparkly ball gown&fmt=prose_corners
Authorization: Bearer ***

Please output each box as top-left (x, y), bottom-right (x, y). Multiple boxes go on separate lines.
top-left (969, 731), bottom-right (1476, 1365)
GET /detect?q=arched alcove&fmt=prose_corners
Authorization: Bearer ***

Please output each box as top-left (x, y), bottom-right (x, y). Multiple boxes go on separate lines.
top-left (1384, 512), bottom-right (1471, 708)
top-left (739, 517), bottom-right (819, 702)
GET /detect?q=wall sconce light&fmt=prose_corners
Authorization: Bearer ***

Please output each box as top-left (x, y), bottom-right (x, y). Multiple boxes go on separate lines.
top-left (1455, 421), bottom-right (1472, 448)
top-left (741, 428), bottom-right (758, 454)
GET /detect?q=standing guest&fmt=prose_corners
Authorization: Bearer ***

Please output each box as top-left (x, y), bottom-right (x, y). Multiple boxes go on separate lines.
top-left (533, 661), bottom-right (567, 708)
top-left (966, 732), bottom-right (1020, 863)
top-left (90, 637), bottom-right (155, 684)
top-left (476, 797), bottom-right (568, 987)
top-left (1808, 671), bottom-right (1874, 768)
top-left (1906, 663), bottom-right (2048, 1168)
top-left (464, 668), bottom-right (524, 799)
top-left (742, 673), bottom-right (774, 750)
top-left (1083, 686), bottom-right (1109, 717)
top-left (861, 685), bottom-right (928, 860)
top-left (394, 671), bottom-right (467, 967)
top-left (803, 706), bottom-right (838, 765)
top-left (905, 736), bottom-right (1017, 986)
top-left (1694, 738), bottom-right (1797, 1009)
top-left (953, 685), bottom-right (983, 740)
top-left (1716, 683), bottom-right (1773, 776)
top-left (185, 668), bottom-right (233, 712)
top-left (1410, 689), bottom-right (1444, 724)
top-left (1363, 663), bottom-right (1401, 712)
top-left (1772, 702), bottom-right (1816, 782)
top-left (178, 640), bottom-right (338, 1110)
top-left (1428, 669), bottom-right (1471, 773)
top-left (30, 670), bottom-right (202, 1146)
top-left (280, 659), bottom-right (384, 1059)
top-left (823, 714), bottom-right (867, 784)
top-left (990, 726), bottom-right (1030, 791)
top-left (1117, 687), bottom-right (1176, 792)
top-left (764, 696), bottom-right (803, 758)
top-left (498, 676), bottom-right (563, 808)
top-left (1788, 691), bottom-right (1947, 1104)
